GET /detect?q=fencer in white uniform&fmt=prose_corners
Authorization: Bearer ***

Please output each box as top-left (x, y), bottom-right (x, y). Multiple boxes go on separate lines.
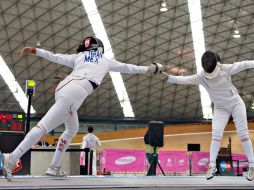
top-left (161, 50), bottom-right (254, 180)
top-left (81, 126), bottom-right (101, 175)
top-left (2, 37), bottom-right (158, 181)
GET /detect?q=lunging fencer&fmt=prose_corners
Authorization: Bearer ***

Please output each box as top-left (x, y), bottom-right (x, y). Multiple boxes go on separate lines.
top-left (161, 50), bottom-right (254, 181)
top-left (2, 36), bottom-right (163, 181)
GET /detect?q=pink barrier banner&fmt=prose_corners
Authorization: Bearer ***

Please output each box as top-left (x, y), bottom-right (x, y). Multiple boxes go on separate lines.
top-left (99, 149), bottom-right (248, 174)
top-left (158, 151), bottom-right (189, 172)
top-left (100, 150), bottom-right (106, 171)
top-left (191, 152), bottom-right (209, 173)
top-left (232, 153), bottom-right (248, 174)
top-left (102, 149), bottom-right (189, 173)
top-left (102, 149), bottom-right (145, 172)
top-left (191, 152), bottom-right (248, 174)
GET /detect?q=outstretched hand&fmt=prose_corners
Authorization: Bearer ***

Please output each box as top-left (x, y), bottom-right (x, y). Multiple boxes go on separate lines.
top-left (17, 47), bottom-right (36, 56)
top-left (164, 65), bottom-right (186, 74)
top-left (159, 65), bottom-right (187, 80)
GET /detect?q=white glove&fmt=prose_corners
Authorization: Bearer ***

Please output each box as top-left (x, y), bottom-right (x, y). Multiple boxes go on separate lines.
top-left (149, 62), bottom-right (163, 74)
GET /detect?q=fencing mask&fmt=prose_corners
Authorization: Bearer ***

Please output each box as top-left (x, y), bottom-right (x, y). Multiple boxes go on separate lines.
top-left (201, 50), bottom-right (221, 79)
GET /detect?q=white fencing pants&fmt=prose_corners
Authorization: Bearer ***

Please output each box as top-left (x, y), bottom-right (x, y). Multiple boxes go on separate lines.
top-left (209, 98), bottom-right (254, 167)
top-left (10, 79), bottom-right (93, 168)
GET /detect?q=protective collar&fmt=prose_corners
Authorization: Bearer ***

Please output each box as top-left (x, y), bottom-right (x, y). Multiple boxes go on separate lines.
top-left (203, 62), bottom-right (221, 79)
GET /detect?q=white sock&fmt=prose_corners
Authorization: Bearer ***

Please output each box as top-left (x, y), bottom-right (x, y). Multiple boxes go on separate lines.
top-left (241, 139), bottom-right (254, 167)
top-left (209, 139), bottom-right (221, 167)
top-left (50, 132), bottom-right (73, 168)
top-left (11, 126), bottom-right (44, 162)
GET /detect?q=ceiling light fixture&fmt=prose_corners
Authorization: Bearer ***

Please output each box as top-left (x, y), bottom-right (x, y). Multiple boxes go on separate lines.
top-left (187, 0), bottom-right (212, 119)
top-left (160, 0), bottom-right (168, 12)
top-left (81, 0), bottom-right (135, 118)
top-left (36, 41), bottom-right (41, 47)
top-left (232, 20), bottom-right (241, 39)
top-left (233, 28), bottom-right (241, 39)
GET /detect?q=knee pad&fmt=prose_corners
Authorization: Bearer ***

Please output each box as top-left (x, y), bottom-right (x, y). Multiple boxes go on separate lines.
top-left (238, 133), bottom-right (249, 141)
top-left (236, 127), bottom-right (249, 140)
top-left (64, 114), bottom-right (79, 139)
top-left (212, 130), bottom-right (223, 141)
top-left (63, 126), bottom-right (78, 140)
top-left (58, 128), bottom-right (78, 148)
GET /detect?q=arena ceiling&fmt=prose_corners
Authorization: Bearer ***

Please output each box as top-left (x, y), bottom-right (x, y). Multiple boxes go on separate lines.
top-left (1, 0), bottom-right (254, 122)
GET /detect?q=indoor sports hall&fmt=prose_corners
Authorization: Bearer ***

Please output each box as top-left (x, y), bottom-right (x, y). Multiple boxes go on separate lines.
top-left (1, 0), bottom-right (254, 189)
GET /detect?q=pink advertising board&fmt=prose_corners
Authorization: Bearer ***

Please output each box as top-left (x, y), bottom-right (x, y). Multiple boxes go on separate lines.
top-left (191, 152), bottom-right (210, 173)
top-left (98, 149), bottom-right (248, 174)
top-left (232, 153), bottom-right (248, 174)
top-left (102, 149), bottom-right (145, 172)
top-left (158, 151), bottom-right (189, 172)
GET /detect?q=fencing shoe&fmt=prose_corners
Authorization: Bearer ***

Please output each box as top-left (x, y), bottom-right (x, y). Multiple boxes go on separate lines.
top-left (246, 166), bottom-right (254, 181)
top-left (206, 166), bottom-right (217, 180)
top-left (2, 154), bottom-right (16, 181)
top-left (46, 165), bottom-right (66, 177)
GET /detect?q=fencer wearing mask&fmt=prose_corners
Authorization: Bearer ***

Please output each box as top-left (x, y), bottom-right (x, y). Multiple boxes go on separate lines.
top-left (2, 36), bottom-right (160, 181)
top-left (161, 50), bottom-right (254, 181)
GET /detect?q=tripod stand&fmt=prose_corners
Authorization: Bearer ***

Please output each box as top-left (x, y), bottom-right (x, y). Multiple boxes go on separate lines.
top-left (147, 147), bottom-right (165, 176)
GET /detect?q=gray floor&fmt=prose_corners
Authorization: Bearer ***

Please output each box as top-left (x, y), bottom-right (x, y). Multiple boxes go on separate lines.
top-left (0, 175), bottom-right (254, 190)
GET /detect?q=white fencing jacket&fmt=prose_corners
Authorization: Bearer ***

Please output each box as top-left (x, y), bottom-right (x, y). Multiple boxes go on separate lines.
top-left (167, 61), bottom-right (254, 106)
top-left (36, 49), bottom-right (149, 87)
